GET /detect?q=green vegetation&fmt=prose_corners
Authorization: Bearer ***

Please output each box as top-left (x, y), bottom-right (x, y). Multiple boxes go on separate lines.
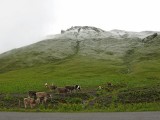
top-left (0, 85), bottom-right (160, 112)
top-left (0, 35), bottom-right (160, 111)
top-left (0, 52), bottom-right (160, 111)
top-left (0, 56), bottom-right (124, 93)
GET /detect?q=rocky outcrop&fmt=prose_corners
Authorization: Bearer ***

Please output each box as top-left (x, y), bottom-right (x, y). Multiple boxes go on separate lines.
top-left (61, 30), bottom-right (65, 34)
top-left (142, 33), bottom-right (158, 43)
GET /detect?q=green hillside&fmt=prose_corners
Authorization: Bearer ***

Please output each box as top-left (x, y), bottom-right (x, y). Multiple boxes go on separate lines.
top-left (0, 35), bottom-right (160, 93)
top-left (0, 28), bottom-right (160, 111)
top-left (0, 36), bottom-right (160, 93)
top-left (0, 55), bottom-right (123, 93)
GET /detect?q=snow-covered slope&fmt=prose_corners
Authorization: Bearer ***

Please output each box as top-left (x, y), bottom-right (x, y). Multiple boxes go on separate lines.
top-left (47, 26), bottom-right (159, 40)
top-left (50, 26), bottom-right (112, 40)
top-left (0, 26), bottom-right (159, 72)
top-left (110, 30), bottom-right (159, 39)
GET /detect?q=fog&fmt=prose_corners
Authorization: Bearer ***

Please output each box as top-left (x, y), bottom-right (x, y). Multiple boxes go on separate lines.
top-left (0, 0), bottom-right (55, 53)
top-left (0, 0), bottom-right (160, 53)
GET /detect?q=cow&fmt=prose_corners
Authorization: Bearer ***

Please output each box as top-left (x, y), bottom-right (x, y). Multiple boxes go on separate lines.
top-left (57, 87), bottom-right (69, 94)
top-left (65, 85), bottom-right (81, 92)
top-left (28, 91), bottom-right (36, 99)
top-left (24, 97), bottom-right (38, 109)
top-left (98, 86), bottom-right (103, 90)
top-left (45, 83), bottom-right (57, 91)
top-left (65, 86), bottom-right (75, 92)
top-left (36, 92), bottom-right (52, 104)
top-left (107, 82), bottom-right (112, 87)
top-left (75, 85), bottom-right (81, 91)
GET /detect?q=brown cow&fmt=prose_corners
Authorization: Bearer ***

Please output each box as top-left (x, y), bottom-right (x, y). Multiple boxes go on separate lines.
top-left (36, 92), bottom-right (52, 104)
top-left (57, 87), bottom-right (69, 94)
top-left (45, 83), bottom-right (57, 91)
top-left (28, 91), bottom-right (36, 99)
top-left (65, 86), bottom-right (75, 92)
top-left (24, 98), bottom-right (38, 109)
top-left (107, 82), bottom-right (112, 87)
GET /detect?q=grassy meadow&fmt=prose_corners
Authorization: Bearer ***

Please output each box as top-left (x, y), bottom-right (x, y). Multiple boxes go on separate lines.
top-left (0, 55), bottom-right (159, 94)
top-left (0, 56), bottom-right (124, 93)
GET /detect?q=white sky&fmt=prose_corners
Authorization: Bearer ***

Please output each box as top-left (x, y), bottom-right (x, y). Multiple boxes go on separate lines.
top-left (0, 0), bottom-right (160, 53)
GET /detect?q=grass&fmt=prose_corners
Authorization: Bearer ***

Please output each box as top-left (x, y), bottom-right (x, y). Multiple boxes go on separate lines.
top-left (0, 56), bottom-right (125, 93)
top-left (0, 54), bottom-right (160, 94)
top-left (0, 102), bottom-right (160, 112)
top-left (0, 35), bottom-right (160, 111)
top-left (0, 55), bottom-right (160, 112)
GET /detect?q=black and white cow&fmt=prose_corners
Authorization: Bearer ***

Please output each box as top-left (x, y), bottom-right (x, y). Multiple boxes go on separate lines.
top-left (65, 85), bottom-right (81, 92)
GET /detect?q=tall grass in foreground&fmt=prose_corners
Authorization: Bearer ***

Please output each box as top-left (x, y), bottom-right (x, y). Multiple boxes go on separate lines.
top-left (0, 102), bottom-right (160, 112)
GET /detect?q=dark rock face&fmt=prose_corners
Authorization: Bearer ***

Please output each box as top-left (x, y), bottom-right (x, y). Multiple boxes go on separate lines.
top-left (142, 33), bottom-right (158, 43)
top-left (61, 30), bottom-right (65, 34)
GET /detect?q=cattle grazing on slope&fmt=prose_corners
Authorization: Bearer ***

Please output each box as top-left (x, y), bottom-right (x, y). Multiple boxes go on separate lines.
top-left (57, 87), bottom-right (69, 94)
top-left (107, 82), bottom-right (112, 87)
top-left (28, 91), bottom-right (36, 99)
top-left (75, 85), bottom-right (81, 91)
top-left (36, 92), bottom-right (52, 104)
top-left (45, 83), bottom-right (57, 91)
top-left (24, 97), bottom-right (38, 109)
top-left (65, 85), bottom-right (81, 92)
top-left (65, 86), bottom-right (75, 92)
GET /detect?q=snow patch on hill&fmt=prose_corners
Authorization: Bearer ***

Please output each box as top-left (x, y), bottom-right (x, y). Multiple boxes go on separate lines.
top-left (46, 26), bottom-right (159, 40)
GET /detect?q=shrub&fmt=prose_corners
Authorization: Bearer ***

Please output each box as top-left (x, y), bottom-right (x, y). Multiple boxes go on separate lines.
top-left (87, 95), bottom-right (112, 108)
top-left (66, 98), bottom-right (82, 104)
top-left (117, 86), bottom-right (160, 103)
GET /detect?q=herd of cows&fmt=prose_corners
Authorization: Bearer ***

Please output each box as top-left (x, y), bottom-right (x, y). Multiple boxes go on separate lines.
top-left (23, 83), bottom-right (81, 108)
